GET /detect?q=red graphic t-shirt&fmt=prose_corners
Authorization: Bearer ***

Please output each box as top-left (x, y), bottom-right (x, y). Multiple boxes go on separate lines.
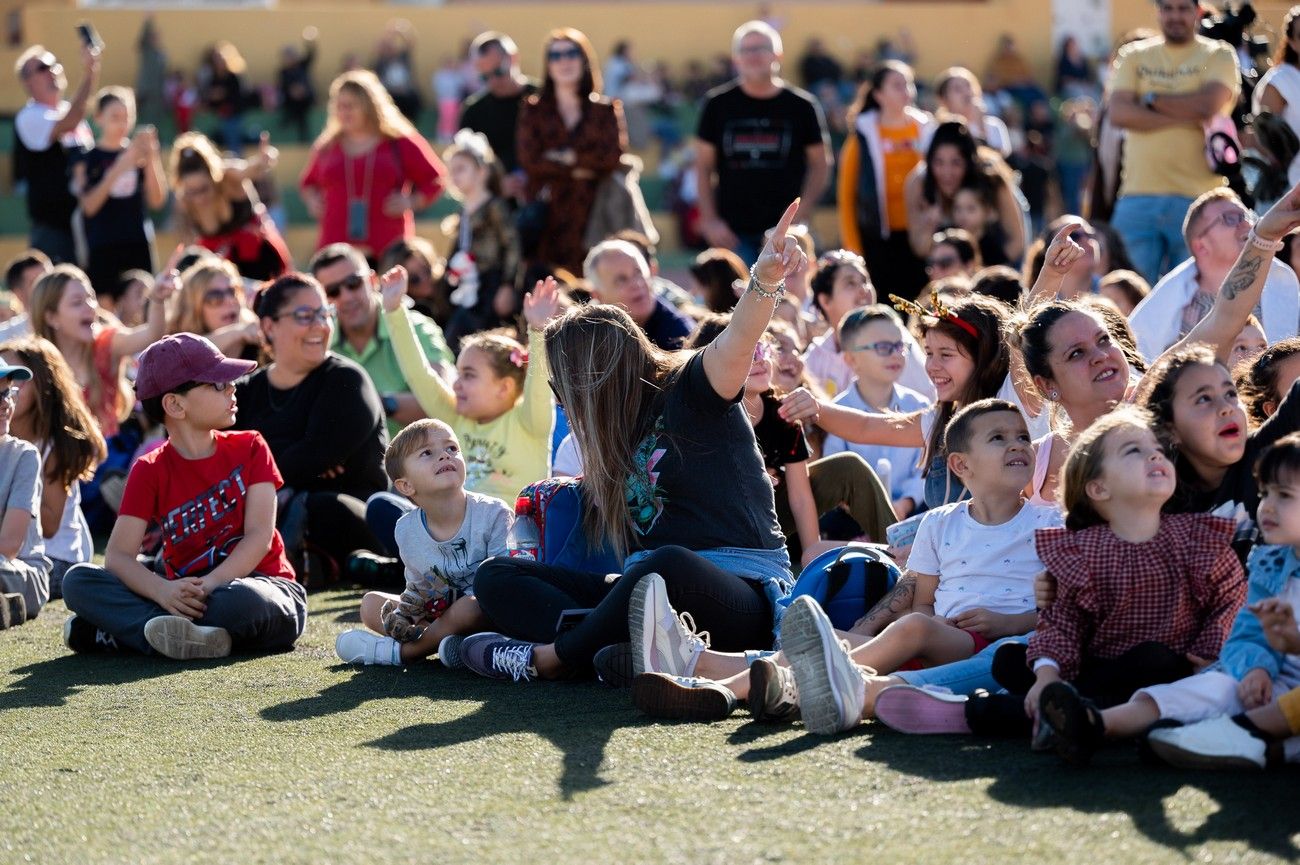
top-left (119, 430), bottom-right (295, 581)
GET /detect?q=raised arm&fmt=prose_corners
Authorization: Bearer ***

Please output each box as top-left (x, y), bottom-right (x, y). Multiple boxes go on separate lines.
top-left (110, 268), bottom-right (178, 359)
top-left (1165, 180), bottom-right (1300, 365)
top-left (702, 200), bottom-right (806, 400)
top-left (378, 266), bottom-right (455, 417)
top-left (778, 389), bottom-right (925, 448)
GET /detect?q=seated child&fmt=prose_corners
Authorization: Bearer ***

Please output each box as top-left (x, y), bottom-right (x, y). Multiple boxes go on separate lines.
top-left (335, 418), bottom-right (512, 667)
top-left (630, 399), bottom-right (1061, 733)
top-left (60, 334), bottom-right (306, 659)
top-left (822, 305), bottom-right (931, 519)
top-left (1044, 433), bottom-right (1300, 767)
top-left (872, 410), bottom-right (1247, 746)
top-left (0, 360), bottom-right (50, 627)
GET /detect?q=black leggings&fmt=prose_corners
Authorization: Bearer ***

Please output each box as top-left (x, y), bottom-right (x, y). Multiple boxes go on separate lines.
top-left (473, 545), bottom-right (775, 669)
top-left (294, 491), bottom-right (385, 585)
top-left (964, 641), bottom-right (1195, 737)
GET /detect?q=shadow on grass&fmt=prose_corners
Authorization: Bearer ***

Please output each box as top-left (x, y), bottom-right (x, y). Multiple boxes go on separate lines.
top-left (857, 728), bottom-right (1299, 858)
top-left (0, 654), bottom-right (181, 710)
top-left (262, 670), bottom-right (652, 800)
top-left (730, 719), bottom-right (861, 761)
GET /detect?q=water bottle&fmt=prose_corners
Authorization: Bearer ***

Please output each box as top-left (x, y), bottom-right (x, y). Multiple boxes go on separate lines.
top-left (875, 458), bottom-right (892, 499)
top-left (507, 495), bottom-right (539, 560)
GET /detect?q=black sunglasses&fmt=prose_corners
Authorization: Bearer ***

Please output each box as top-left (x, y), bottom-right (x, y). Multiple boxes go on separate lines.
top-left (323, 273), bottom-right (367, 299)
top-left (547, 47), bottom-right (584, 63)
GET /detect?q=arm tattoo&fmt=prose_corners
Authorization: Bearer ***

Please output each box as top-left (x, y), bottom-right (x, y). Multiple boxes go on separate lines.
top-left (857, 572), bottom-right (916, 632)
top-left (1221, 249), bottom-right (1264, 301)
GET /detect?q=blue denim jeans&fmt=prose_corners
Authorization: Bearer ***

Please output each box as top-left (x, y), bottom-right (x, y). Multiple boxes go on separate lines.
top-left (1111, 194), bottom-right (1197, 285)
top-left (893, 633), bottom-right (1030, 695)
top-left (62, 564), bottom-right (307, 655)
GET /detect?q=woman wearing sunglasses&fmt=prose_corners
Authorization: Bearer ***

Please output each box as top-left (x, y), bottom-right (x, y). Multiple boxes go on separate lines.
top-left (170, 258), bottom-right (260, 360)
top-left (234, 272), bottom-right (388, 587)
top-left (516, 28), bottom-right (627, 275)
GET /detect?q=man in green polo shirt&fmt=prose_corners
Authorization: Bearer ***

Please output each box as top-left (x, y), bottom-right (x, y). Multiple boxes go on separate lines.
top-left (308, 243), bottom-right (453, 437)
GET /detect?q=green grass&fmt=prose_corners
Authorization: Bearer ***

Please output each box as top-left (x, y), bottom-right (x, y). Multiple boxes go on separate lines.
top-left (2, 592), bottom-right (1297, 865)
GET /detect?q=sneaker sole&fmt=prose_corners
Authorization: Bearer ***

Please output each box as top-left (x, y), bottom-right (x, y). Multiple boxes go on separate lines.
top-left (782, 599), bottom-right (862, 735)
top-left (628, 573), bottom-right (660, 678)
top-left (632, 673), bottom-right (734, 721)
top-left (593, 643), bottom-right (635, 688)
top-left (1145, 736), bottom-right (1265, 771)
top-left (747, 659), bottom-right (799, 723)
top-left (874, 686), bottom-right (971, 734)
top-left (144, 616), bottom-right (232, 660)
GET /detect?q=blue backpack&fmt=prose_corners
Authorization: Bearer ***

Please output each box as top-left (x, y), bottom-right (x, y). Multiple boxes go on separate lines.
top-left (509, 478), bottom-right (621, 574)
top-left (778, 543), bottom-right (900, 631)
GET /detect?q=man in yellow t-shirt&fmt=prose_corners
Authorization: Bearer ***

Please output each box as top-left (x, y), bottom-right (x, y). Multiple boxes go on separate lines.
top-left (1107, 0), bottom-right (1239, 285)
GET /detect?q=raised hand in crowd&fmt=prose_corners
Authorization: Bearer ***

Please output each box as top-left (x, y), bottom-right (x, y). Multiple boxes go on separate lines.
top-left (522, 276), bottom-right (563, 330)
top-left (1024, 219), bottom-right (1087, 307)
top-left (378, 264), bottom-right (410, 314)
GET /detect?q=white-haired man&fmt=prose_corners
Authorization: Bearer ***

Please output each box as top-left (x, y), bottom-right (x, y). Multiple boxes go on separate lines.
top-left (585, 240), bottom-right (694, 350)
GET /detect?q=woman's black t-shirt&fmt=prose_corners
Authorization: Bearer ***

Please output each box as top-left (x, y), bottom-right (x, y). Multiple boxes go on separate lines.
top-left (81, 147), bottom-right (148, 248)
top-left (233, 353), bottom-right (388, 500)
top-left (624, 351), bottom-right (786, 553)
top-left (751, 390), bottom-right (810, 477)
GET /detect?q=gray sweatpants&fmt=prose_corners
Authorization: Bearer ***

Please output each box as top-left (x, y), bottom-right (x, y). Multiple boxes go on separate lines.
top-left (62, 565), bottom-right (307, 655)
top-left (0, 558), bottom-right (50, 620)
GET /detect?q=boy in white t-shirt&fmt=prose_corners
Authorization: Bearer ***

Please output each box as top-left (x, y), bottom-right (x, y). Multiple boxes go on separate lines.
top-left (781, 399), bottom-right (1062, 734)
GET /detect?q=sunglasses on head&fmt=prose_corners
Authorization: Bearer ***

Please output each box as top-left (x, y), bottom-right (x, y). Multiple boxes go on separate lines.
top-left (547, 47), bottom-right (584, 63)
top-left (274, 304), bottom-right (335, 326)
top-left (323, 273), bottom-right (367, 299)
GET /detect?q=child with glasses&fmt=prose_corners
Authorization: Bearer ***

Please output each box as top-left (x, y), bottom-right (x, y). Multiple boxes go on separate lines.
top-left (822, 305), bottom-right (931, 520)
top-left (0, 361), bottom-right (51, 628)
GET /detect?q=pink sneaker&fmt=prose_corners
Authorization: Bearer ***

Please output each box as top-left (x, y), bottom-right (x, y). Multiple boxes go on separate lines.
top-left (874, 685), bottom-right (971, 734)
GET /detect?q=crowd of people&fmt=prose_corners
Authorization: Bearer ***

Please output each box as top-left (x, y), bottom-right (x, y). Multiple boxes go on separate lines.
top-left (3, 0), bottom-right (1300, 773)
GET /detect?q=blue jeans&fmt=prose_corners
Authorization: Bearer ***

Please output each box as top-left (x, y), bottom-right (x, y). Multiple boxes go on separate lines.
top-left (893, 633), bottom-right (1030, 695)
top-left (62, 564), bottom-right (307, 655)
top-left (1111, 194), bottom-right (1197, 285)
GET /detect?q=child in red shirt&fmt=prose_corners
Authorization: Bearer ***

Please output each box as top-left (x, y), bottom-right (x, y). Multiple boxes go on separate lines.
top-left (61, 334), bottom-right (306, 659)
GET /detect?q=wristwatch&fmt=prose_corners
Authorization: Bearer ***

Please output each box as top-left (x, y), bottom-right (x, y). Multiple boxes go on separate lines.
top-left (381, 394), bottom-right (399, 417)
top-left (1142, 92), bottom-right (1158, 110)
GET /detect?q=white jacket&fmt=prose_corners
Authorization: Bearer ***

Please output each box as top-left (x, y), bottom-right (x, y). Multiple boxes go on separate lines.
top-left (1128, 255), bottom-right (1299, 362)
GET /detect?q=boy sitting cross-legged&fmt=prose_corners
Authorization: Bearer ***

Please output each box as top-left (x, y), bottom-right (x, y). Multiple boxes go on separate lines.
top-left (335, 419), bottom-right (511, 667)
top-left (632, 399), bottom-right (1062, 732)
top-left (61, 334), bottom-right (306, 659)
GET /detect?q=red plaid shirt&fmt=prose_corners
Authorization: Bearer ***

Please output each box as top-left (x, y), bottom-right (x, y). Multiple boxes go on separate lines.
top-left (1027, 514), bottom-right (1246, 680)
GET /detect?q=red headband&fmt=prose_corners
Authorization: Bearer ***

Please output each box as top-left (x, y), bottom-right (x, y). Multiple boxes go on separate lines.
top-left (888, 293), bottom-right (980, 339)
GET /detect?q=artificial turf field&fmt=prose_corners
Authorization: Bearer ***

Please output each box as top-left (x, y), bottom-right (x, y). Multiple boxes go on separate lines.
top-left (2, 590), bottom-right (1297, 865)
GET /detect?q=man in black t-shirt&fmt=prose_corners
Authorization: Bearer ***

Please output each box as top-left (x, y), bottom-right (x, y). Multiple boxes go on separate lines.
top-left (458, 31), bottom-right (538, 200)
top-left (695, 21), bottom-right (832, 264)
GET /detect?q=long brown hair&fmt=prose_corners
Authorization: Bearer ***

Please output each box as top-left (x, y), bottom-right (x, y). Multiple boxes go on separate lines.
top-left (30, 265), bottom-right (131, 427)
top-left (315, 70), bottom-right (417, 148)
top-left (540, 28), bottom-right (602, 101)
top-left (0, 336), bottom-right (106, 491)
top-left (171, 257), bottom-right (245, 335)
top-left (544, 303), bottom-right (686, 558)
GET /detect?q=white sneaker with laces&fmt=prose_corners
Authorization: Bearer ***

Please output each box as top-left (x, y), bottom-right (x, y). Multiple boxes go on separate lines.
top-left (780, 595), bottom-right (868, 735)
top-left (335, 629), bottom-right (402, 666)
top-left (1146, 715), bottom-right (1268, 770)
top-left (629, 572), bottom-right (710, 678)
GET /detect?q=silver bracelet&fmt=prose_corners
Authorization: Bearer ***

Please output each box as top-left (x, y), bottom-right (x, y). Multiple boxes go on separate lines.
top-left (747, 266), bottom-right (785, 299)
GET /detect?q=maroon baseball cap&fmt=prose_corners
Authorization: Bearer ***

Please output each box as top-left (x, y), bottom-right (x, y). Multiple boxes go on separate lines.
top-left (135, 333), bottom-right (257, 400)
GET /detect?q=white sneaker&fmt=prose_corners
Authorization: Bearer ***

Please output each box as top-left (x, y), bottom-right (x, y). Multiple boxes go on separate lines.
top-left (780, 596), bottom-right (868, 735)
top-left (143, 616), bottom-right (232, 660)
top-left (335, 629), bottom-right (402, 666)
top-left (629, 572), bottom-right (709, 678)
top-left (1146, 715), bottom-right (1268, 770)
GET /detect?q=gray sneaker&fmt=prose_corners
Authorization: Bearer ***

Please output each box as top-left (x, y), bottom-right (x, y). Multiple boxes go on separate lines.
top-left (438, 634), bottom-right (465, 670)
top-left (143, 616), bottom-right (232, 660)
top-left (629, 572), bottom-right (709, 678)
top-left (460, 633), bottom-right (539, 682)
top-left (632, 672), bottom-right (738, 721)
top-left (780, 596), bottom-right (868, 735)
top-left (0, 592), bottom-right (27, 629)
top-left (748, 656), bottom-right (801, 722)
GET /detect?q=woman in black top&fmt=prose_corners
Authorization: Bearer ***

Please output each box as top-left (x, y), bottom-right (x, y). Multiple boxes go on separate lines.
top-left (465, 202), bottom-right (807, 681)
top-left (234, 272), bottom-right (388, 585)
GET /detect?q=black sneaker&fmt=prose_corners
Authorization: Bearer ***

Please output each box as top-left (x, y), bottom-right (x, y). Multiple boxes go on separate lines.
top-left (345, 551), bottom-right (404, 588)
top-left (1, 593), bottom-right (26, 629)
top-left (63, 615), bottom-right (122, 654)
top-left (1039, 681), bottom-right (1105, 767)
top-left (592, 642), bottom-right (635, 688)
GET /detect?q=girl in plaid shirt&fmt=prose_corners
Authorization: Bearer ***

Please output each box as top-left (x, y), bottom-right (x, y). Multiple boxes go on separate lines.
top-left (1045, 434), bottom-right (1300, 768)
top-left (1025, 409), bottom-right (1246, 765)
